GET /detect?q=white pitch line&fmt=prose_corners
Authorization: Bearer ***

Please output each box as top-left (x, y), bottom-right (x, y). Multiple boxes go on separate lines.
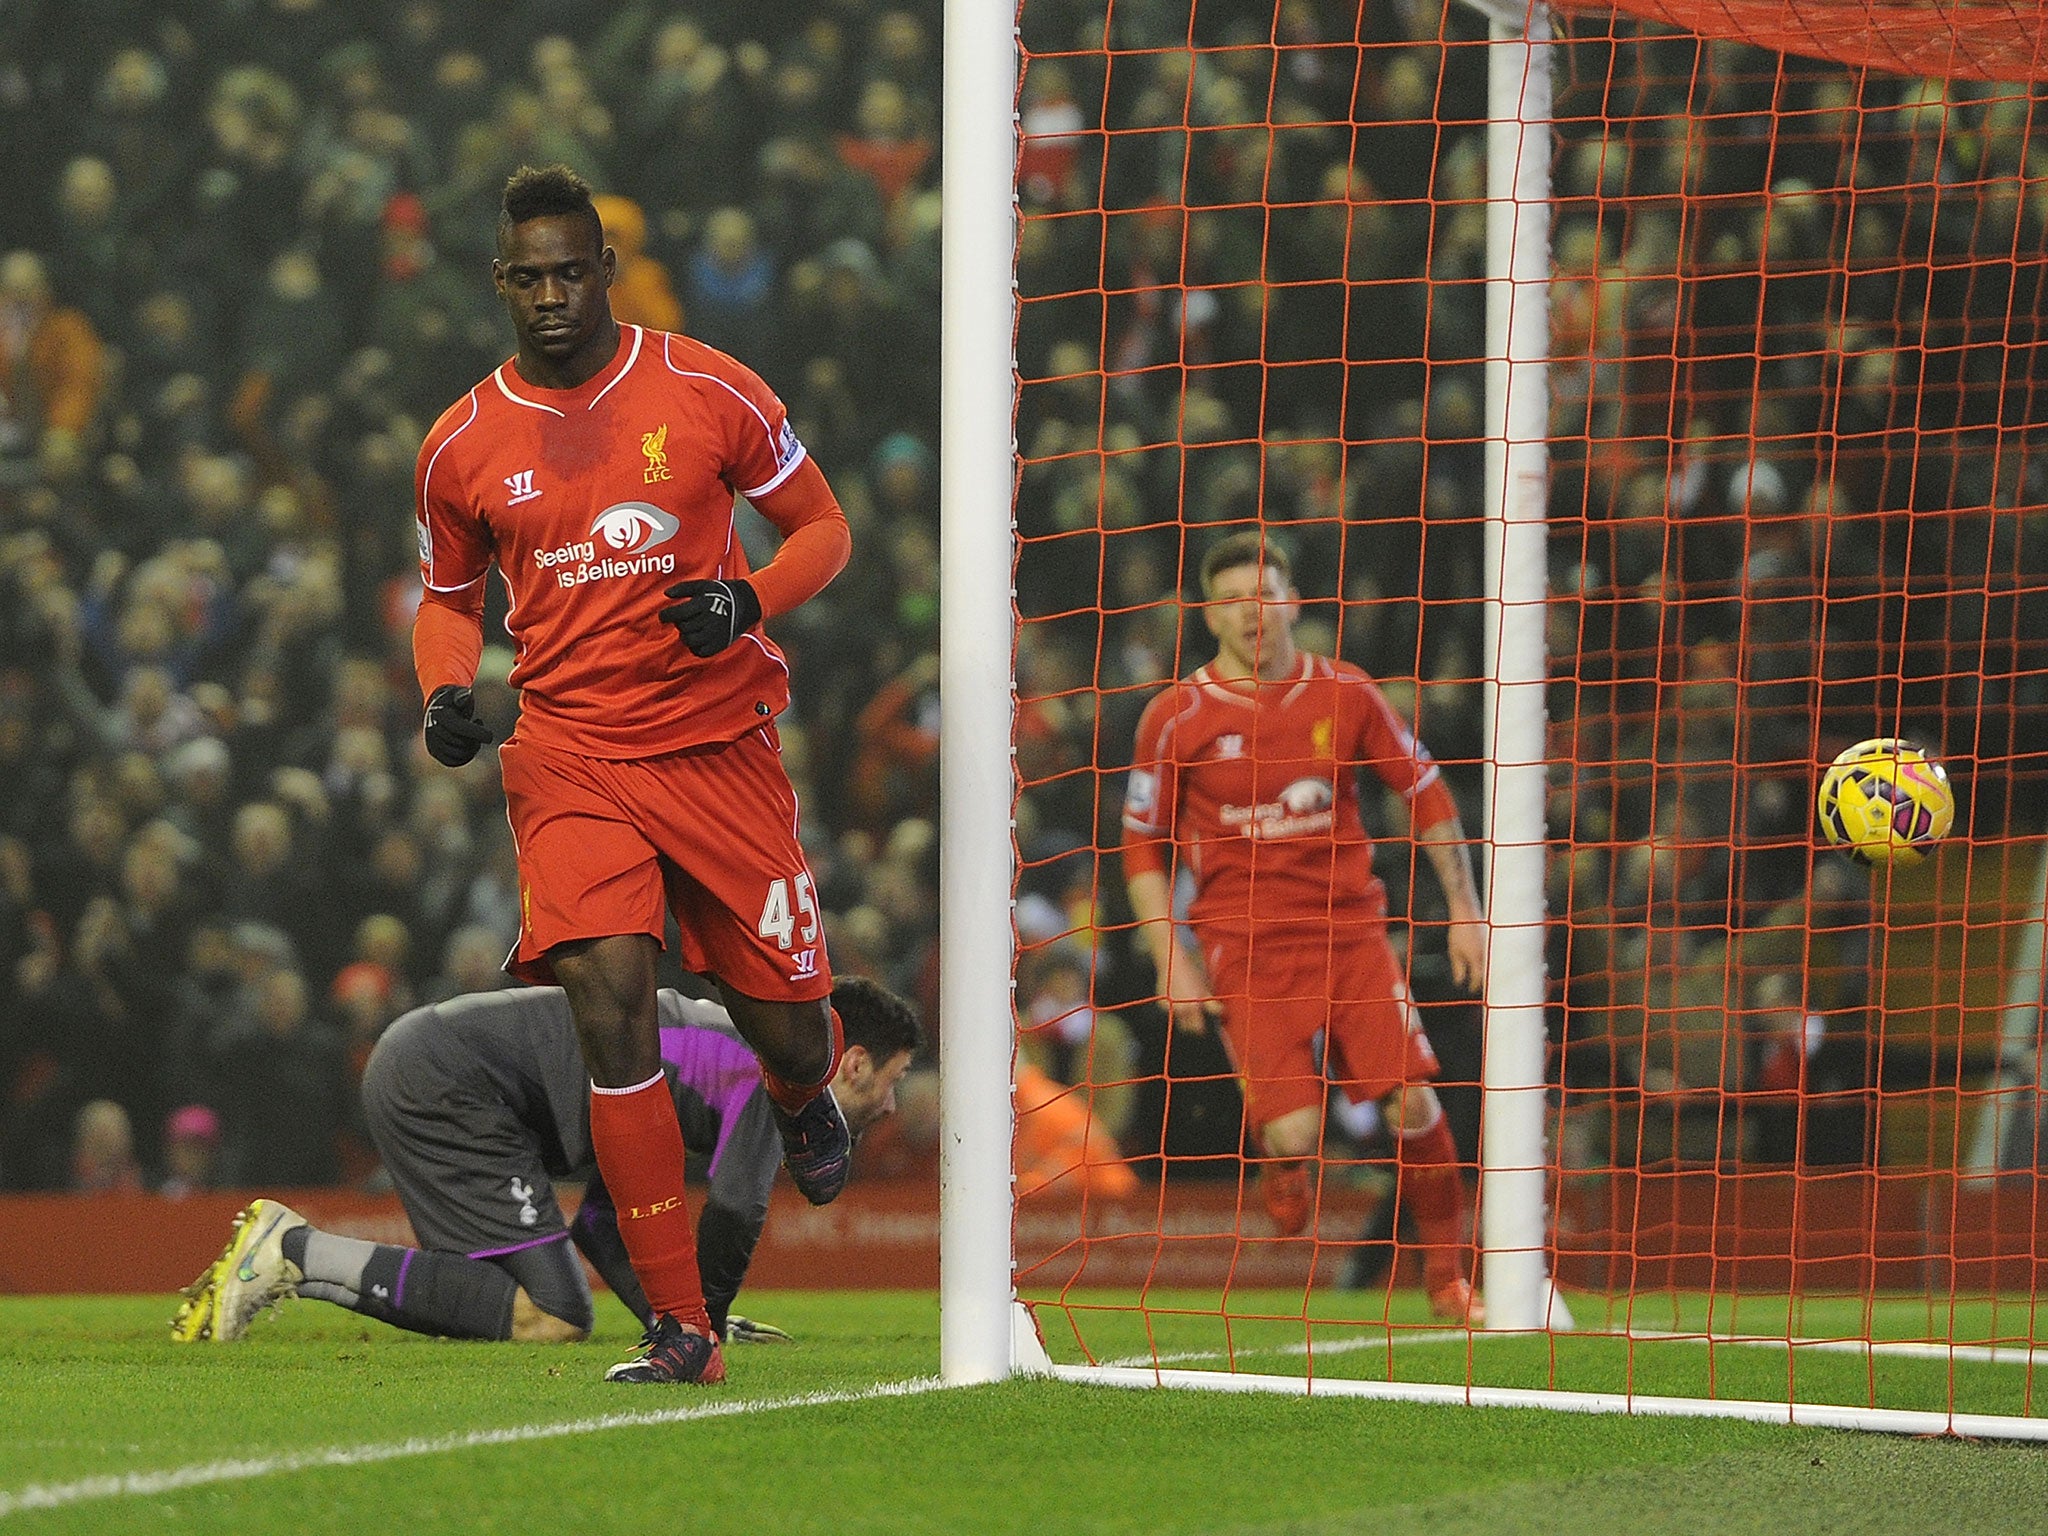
top-left (1624, 1328), bottom-right (2048, 1368)
top-left (1049, 1363), bottom-right (2048, 1442)
top-left (1099, 1328), bottom-right (1470, 1370)
top-left (1096, 1324), bottom-right (2048, 1373)
top-left (0, 1375), bottom-right (948, 1520)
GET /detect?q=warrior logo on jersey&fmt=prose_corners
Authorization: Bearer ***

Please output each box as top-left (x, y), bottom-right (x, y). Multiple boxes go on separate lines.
top-left (1216, 733), bottom-right (1244, 759)
top-left (641, 423), bottom-right (672, 483)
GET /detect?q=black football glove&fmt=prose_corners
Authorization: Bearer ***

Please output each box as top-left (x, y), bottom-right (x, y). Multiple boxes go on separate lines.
top-left (660, 577), bottom-right (762, 658)
top-left (422, 684), bottom-right (494, 767)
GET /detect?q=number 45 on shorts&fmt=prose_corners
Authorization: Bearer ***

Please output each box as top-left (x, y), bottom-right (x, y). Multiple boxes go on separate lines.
top-left (756, 874), bottom-right (820, 963)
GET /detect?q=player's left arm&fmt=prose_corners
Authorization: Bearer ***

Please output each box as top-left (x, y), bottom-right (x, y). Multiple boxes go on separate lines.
top-left (567, 1180), bottom-right (656, 1330)
top-left (661, 360), bottom-right (851, 654)
top-left (1416, 815), bottom-right (1488, 993)
top-left (660, 459), bottom-right (850, 654)
top-left (1354, 672), bottom-right (1488, 993)
top-left (696, 1090), bottom-right (781, 1337)
top-left (743, 458), bottom-right (851, 619)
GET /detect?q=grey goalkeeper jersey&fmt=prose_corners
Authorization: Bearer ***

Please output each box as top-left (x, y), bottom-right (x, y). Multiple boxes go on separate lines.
top-left (400, 986), bottom-right (780, 1328)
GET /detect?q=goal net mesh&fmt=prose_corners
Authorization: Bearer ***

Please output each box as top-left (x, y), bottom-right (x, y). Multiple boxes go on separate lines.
top-left (1007, 0), bottom-right (2048, 1424)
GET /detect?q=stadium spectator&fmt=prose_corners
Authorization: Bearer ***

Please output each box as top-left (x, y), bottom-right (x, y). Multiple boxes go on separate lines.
top-left (0, 249), bottom-right (105, 484)
top-left (210, 960), bottom-right (346, 1187)
top-left (1120, 532), bottom-right (1487, 1321)
top-left (173, 976), bottom-right (920, 1347)
top-left (423, 922), bottom-right (517, 1005)
top-left (158, 1103), bottom-right (222, 1199)
top-left (848, 649), bottom-right (939, 834)
top-left (835, 79), bottom-right (932, 215)
top-left (1018, 62), bottom-right (1087, 208)
top-left (753, 132), bottom-right (886, 275)
top-left (51, 157), bottom-right (145, 341)
top-left (1018, 941), bottom-right (1139, 1153)
top-left (329, 953), bottom-right (404, 1184)
top-left (370, 192), bottom-right (503, 417)
top-left (69, 1098), bottom-right (144, 1193)
top-left (111, 666), bottom-right (207, 758)
top-left (683, 208), bottom-right (777, 365)
top-left (1016, 1061), bottom-right (1139, 1200)
top-left (785, 235), bottom-right (920, 437)
top-left (42, 788), bottom-right (131, 937)
top-left (589, 193), bottom-right (683, 334)
top-left (218, 800), bottom-right (323, 966)
top-left (626, 20), bottom-right (748, 213)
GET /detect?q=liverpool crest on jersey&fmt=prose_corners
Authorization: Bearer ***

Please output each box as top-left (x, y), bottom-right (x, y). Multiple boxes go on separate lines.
top-left (641, 423), bottom-right (672, 483)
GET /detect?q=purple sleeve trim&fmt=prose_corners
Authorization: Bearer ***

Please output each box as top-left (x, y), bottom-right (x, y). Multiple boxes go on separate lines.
top-left (661, 1024), bottom-right (768, 1180)
top-left (660, 1026), bottom-right (756, 1084)
top-left (466, 1231), bottom-right (572, 1261)
top-left (393, 1248), bottom-right (415, 1310)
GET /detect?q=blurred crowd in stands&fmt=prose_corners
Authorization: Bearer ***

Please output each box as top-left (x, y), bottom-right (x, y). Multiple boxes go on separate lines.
top-left (0, 0), bottom-right (947, 1191)
top-left (4, 0), bottom-right (2045, 1194)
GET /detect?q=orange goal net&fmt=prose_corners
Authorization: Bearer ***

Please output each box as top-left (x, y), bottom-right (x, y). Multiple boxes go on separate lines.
top-left (1000, 0), bottom-right (2048, 1430)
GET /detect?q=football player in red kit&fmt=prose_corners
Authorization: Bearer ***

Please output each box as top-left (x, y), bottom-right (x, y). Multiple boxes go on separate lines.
top-left (1121, 531), bottom-right (1490, 1324)
top-left (412, 164), bottom-right (851, 1382)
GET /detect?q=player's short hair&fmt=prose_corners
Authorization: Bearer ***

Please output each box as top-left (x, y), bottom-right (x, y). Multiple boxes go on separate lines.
top-left (498, 164), bottom-right (603, 253)
top-left (1200, 530), bottom-right (1291, 597)
top-left (832, 976), bottom-right (925, 1063)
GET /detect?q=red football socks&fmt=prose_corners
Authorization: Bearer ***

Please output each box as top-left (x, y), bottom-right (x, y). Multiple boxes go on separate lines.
top-left (587, 1071), bottom-right (709, 1330)
top-left (1396, 1110), bottom-right (1469, 1288)
top-left (762, 1005), bottom-right (845, 1115)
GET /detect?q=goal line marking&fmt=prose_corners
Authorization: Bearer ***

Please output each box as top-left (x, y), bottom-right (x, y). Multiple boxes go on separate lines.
top-left (1091, 1326), bottom-right (2048, 1372)
top-left (0, 1375), bottom-right (948, 1520)
top-left (1099, 1329), bottom-right (1471, 1369)
top-left (1625, 1329), bottom-right (2048, 1368)
top-left (1049, 1362), bottom-right (2048, 1441)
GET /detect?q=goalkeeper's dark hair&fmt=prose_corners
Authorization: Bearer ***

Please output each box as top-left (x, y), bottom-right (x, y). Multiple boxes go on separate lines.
top-left (1200, 530), bottom-right (1292, 597)
top-left (498, 164), bottom-right (602, 253)
top-left (832, 975), bottom-right (925, 1062)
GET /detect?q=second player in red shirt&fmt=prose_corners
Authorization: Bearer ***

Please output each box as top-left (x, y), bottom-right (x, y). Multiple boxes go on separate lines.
top-left (1122, 531), bottom-right (1490, 1323)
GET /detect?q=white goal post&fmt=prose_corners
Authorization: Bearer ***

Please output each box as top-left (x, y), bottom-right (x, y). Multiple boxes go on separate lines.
top-left (937, 0), bottom-right (1021, 1387)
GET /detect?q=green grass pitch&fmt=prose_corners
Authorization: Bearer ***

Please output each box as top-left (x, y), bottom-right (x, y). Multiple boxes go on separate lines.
top-left (3, 1293), bottom-right (2046, 1534)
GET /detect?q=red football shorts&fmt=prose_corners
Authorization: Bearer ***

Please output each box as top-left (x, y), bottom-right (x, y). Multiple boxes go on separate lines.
top-left (1202, 926), bottom-right (1439, 1131)
top-left (497, 726), bottom-right (831, 1001)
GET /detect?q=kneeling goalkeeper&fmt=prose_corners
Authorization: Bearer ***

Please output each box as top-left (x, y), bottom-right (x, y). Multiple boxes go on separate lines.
top-left (173, 975), bottom-right (919, 1362)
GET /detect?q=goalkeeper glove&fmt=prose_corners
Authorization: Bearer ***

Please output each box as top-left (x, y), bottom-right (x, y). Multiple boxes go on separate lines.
top-left (422, 684), bottom-right (494, 767)
top-left (660, 577), bottom-right (761, 658)
top-left (725, 1315), bottom-right (794, 1345)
